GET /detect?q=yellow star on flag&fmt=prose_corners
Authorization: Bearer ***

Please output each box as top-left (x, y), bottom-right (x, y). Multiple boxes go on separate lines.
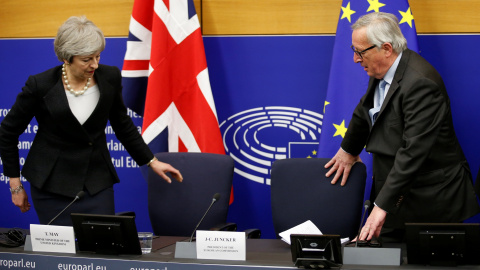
top-left (399, 7), bottom-right (414, 28)
top-left (323, 100), bottom-right (330, 114)
top-left (367, 0), bottom-right (386, 13)
top-left (312, 150), bottom-right (317, 156)
top-left (333, 120), bottom-right (348, 138)
top-left (341, 2), bottom-right (356, 23)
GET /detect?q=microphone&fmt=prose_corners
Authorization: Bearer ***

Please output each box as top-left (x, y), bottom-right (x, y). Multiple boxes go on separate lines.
top-left (189, 193), bottom-right (221, 242)
top-left (47, 191), bottom-right (85, 225)
top-left (355, 200), bottom-right (371, 247)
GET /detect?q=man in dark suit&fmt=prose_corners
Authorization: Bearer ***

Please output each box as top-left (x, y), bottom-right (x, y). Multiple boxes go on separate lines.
top-left (325, 12), bottom-right (479, 242)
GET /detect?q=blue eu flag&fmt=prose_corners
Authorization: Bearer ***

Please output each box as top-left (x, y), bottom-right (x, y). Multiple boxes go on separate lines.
top-left (317, 1), bottom-right (418, 199)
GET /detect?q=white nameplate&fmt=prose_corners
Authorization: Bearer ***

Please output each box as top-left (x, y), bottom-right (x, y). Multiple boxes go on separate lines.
top-left (30, 224), bottom-right (76, 254)
top-left (196, 230), bottom-right (246, 260)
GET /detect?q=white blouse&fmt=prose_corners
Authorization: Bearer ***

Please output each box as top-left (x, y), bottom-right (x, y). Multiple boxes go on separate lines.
top-left (65, 84), bottom-right (100, 125)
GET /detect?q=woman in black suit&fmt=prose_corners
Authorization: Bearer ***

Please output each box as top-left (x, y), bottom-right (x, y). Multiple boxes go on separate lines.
top-left (0, 16), bottom-right (182, 225)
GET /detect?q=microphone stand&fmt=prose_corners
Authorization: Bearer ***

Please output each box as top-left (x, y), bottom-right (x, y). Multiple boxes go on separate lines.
top-left (175, 193), bottom-right (221, 259)
top-left (47, 191), bottom-right (85, 225)
top-left (190, 196), bottom-right (218, 242)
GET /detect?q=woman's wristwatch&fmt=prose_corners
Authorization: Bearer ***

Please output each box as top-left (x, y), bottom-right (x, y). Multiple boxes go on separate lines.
top-left (10, 184), bottom-right (24, 194)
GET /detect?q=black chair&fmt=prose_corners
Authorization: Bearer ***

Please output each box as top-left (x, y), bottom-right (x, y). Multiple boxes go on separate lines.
top-left (147, 152), bottom-right (235, 237)
top-left (270, 158), bottom-right (367, 240)
top-left (475, 167), bottom-right (480, 199)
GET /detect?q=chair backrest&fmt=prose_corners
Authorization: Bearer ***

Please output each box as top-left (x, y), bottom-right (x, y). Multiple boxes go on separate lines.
top-left (475, 167), bottom-right (480, 198)
top-left (148, 152), bottom-right (234, 236)
top-left (270, 158), bottom-right (366, 240)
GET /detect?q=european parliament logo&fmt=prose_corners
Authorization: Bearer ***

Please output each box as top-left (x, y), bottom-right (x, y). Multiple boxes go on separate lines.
top-left (220, 106), bottom-right (322, 185)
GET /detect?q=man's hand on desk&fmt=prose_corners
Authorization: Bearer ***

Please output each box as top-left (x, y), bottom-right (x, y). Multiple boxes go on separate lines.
top-left (358, 206), bottom-right (386, 241)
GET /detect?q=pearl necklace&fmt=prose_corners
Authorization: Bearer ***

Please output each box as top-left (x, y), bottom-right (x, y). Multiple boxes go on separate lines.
top-left (62, 63), bottom-right (91, 97)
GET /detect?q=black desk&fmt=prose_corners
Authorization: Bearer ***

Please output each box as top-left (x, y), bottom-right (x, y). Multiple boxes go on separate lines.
top-left (1, 238), bottom-right (480, 270)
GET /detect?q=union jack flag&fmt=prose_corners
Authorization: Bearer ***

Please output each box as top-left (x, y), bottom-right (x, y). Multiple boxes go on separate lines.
top-left (122, 0), bottom-right (224, 154)
top-left (122, 0), bottom-right (230, 201)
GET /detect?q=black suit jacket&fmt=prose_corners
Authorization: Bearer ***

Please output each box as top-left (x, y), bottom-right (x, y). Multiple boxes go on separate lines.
top-left (0, 64), bottom-right (154, 197)
top-left (341, 49), bottom-right (479, 227)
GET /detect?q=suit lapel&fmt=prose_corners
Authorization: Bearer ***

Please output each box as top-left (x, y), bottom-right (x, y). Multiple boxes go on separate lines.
top-left (82, 66), bottom-right (115, 128)
top-left (43, 67), bottom-right (92, 141)
top-left (363, 49), bottom-right (411, 128)
top-left (43, 65), bottom-right (116, 141)
top-left (362, 77), bottom-right (379, 127)
top-left (371, 49), bottom-right (411, 124)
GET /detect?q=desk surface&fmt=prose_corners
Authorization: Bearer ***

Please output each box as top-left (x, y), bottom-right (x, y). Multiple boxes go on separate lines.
top-left (1, 237), bottom-right (480, 270)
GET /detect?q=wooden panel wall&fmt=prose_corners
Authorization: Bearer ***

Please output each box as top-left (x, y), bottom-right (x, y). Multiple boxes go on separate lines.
top-left (0, 0), bottom-right (479, 38)
top-left (0, 0), bottom-right (135, 38)
top-left (200, 0), bottom-right (340, 35)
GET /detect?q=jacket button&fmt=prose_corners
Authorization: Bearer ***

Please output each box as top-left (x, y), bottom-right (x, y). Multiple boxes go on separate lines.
top-left (88, 142), bottom-right (93, 146)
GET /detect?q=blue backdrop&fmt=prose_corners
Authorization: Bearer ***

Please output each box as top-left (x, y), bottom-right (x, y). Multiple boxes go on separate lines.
top-left (0, 35), bottom-right (479, 239)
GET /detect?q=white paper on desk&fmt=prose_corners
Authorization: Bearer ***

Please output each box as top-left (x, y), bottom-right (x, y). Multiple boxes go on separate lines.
top-left (279, 220), bottom-right (351, 245)
top-left (279, 220), bottom-right (322, 245)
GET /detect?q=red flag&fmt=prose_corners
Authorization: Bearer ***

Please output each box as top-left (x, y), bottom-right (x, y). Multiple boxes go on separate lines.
top-left (122, 0), bottom-right (232, 203)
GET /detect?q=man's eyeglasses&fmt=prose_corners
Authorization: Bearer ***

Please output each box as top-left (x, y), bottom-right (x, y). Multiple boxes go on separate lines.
top-left (351, 45), bottom-right (376, 59)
